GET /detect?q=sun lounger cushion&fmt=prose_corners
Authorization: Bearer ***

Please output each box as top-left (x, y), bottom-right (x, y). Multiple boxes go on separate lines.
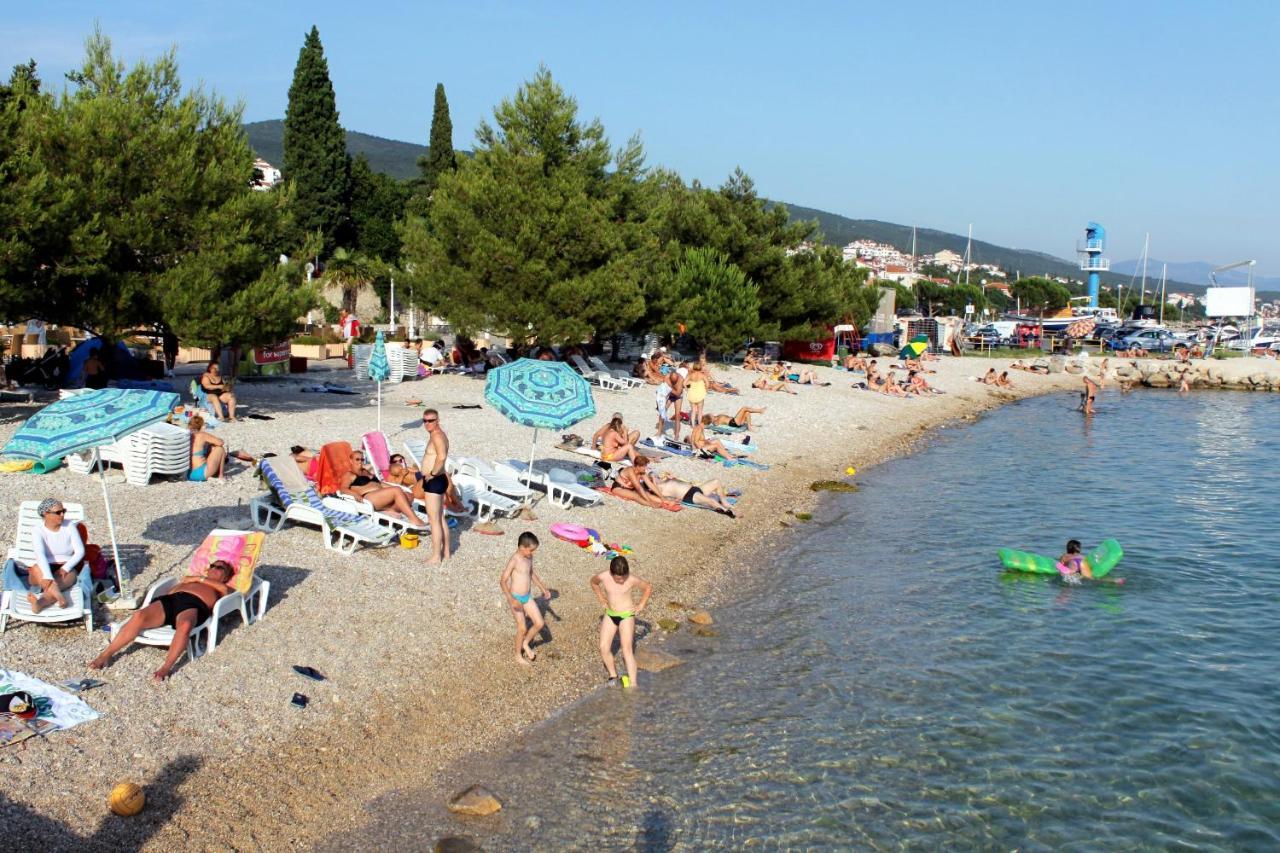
top-left (191, 530), bottom-right (265, 595)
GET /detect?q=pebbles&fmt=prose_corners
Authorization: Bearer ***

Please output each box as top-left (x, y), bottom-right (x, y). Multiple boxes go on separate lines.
top-left (0, 355), bottom-right (1088, 847)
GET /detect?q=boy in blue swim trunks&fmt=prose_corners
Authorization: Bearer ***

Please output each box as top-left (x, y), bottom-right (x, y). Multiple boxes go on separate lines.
top-left (500, 532), bottom-right (552, 665)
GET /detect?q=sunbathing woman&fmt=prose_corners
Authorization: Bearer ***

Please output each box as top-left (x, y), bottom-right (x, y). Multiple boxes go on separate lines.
top-left (599, 415), bottom-right (639, 463)
top-left (386, 453), bottom-right (466, 514)
top-left (697, 354), bottom-right (739, 395)
top-left (611, 455), bottom-right (666, 508)
top-left (995, 370), bottom-right (1014, 388)
top-left (706, 405), bottom-right (766, 430)
top-left (982, 368), bottom-right (999, 385)
top-left (342, 449), bottom-right (427, 527)
top-left (651, 471), bottom-right (737, 517)
top-left (691, 416), bottom-right (744, 459)
top-left (742, 350), bottom-right (763, 372)
top-left (843, 354), bottom-right (868, 372)
top-left (751, 376), bottom-right (796, 394)
top-left (905, 370), bottom-right (935, 396)
top-left (881, 369), bottom-right (908, 397)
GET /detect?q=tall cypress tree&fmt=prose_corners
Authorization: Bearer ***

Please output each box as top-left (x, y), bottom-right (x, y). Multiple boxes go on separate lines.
top-left (283, 26), bottom-right (348, 252)
top-left (407, 83), bottom-right (455, 215)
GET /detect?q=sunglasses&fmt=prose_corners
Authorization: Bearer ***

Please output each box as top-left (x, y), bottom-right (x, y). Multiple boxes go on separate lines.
top-left (47, 508), bottom-right (66, 515)
top-left (422, 418), bottom-right (437, 424)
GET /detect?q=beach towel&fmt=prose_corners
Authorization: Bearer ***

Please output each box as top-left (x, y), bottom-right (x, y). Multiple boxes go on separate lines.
top-left (363, 431), bottom-right (392, 479)
top-left (260, 459), bottom-right (368, 527)
top-left (0, 669), bottom-right (99, 747)
top-left (682, 495), bottom-right (738, 514)
top-left (716, 455), bottom-right (770, 471)
top-left (316, 441), bottom-right (355, 497)
top-left (708, 423), bottom-right (747, 435)
top-left (191, 530), bottom-right (265, 595)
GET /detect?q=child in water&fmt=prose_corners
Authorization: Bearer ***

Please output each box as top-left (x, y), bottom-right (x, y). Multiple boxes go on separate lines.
top-left (1057, 539), bottom-right (1094, 580)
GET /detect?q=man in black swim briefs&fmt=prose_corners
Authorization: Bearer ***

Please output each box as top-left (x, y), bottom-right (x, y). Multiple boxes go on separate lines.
top-left (89, 561), bottom-right (236, 682)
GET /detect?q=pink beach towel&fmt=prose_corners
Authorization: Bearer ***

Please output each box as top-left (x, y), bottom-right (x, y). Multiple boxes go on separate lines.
top-left (363, 431), bottom-right (392, 480)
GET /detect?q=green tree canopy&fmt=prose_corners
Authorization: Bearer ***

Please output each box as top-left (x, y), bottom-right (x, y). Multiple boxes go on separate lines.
top-left (1011, 276), bottom-right (1071, 317)
top-left (349, 153), bottom-right (407, 262)
top-left (0, 30), bottom-right (317, 344)
top-left (283, 25), bottom-right (348, 252)
top-left (407, 82), bottom-right (455, 216)
top-left (400, 67), bottom-right (645, 344)
top-left (664, 247), bottom-right (760, 353)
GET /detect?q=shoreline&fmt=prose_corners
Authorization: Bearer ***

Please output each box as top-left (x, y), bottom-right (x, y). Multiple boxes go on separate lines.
top-left (3, 356), bottom-right (1275, 850)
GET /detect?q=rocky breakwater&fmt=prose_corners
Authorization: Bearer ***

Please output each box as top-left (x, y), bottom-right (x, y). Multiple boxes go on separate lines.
top-left (1116, 358), bottom-right (1280, 392)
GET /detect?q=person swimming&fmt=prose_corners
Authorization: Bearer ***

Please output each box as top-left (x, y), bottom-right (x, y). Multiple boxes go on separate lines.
top-left (1057, 539), bottom-right (1093, 579)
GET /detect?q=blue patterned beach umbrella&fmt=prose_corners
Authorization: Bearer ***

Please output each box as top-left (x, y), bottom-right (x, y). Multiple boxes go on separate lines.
top-left (368, 330), bottom-right (390, 431)
top-left (2, 388), bottom-right (179, 599)
top-left (485, 358), bottom-right (596, 476)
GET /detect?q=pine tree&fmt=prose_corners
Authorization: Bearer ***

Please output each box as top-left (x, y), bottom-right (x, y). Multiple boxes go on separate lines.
top-left (407, 82), bottom-right (455, 216)
top-left (283, 25), bottom-right (348, 252)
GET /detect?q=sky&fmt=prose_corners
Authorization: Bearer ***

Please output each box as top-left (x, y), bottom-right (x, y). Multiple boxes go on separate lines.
top-left (7, 1), bottom-right (1279, 274)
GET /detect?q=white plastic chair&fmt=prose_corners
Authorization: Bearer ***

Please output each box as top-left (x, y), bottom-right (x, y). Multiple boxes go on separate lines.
top-left (451, 473), bottom-right (520, 521)
top-left (570, 354), bottom-right (625, 391)
top-left (588, 355), bottom-right (643, 389)
top-left (0, 502), bottom-right (94, 633)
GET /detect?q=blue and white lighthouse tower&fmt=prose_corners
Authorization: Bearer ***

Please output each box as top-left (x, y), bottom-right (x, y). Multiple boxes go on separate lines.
top-left (1078, 222), bottom-right (1109, 307)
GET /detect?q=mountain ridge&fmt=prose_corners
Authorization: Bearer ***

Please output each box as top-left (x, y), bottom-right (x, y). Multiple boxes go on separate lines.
top-left (243, 120), bottom-right (1277, 299)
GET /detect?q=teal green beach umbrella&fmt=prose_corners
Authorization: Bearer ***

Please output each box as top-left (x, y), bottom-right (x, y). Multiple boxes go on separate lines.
top-left (369, 330), bottom-right (390, 431)
top-left (484, 358), bottom-right (596, 477)
top-left (3, 388), bottom-right (179, 599)
top-left (899, 334), bottom-right (929, 361)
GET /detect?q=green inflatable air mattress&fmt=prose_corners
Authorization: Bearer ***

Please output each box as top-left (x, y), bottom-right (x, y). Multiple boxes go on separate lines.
top-left (997, 538), bottom-right (1123, 578)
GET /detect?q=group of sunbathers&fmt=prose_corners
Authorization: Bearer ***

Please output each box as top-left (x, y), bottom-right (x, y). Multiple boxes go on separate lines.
top-left (982, 368), bottom-right (1014, 388)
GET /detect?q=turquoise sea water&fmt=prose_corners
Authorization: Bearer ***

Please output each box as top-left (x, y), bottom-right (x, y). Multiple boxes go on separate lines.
top-left (341, 390), bottom-right (1280, 850)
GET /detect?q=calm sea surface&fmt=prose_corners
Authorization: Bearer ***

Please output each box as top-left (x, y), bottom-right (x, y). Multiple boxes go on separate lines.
top-left (343, 390), bottom-right (1280, 850)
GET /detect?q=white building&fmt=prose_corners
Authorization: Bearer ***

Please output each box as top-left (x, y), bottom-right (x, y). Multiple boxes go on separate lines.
top-left (251, 158), bottom-right (282, 191)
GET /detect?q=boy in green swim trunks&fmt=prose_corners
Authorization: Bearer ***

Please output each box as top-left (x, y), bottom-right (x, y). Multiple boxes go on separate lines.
top-left (590, 556), bottom-right (652, 688)
top-left (500, 532), bottom-right (552, 665)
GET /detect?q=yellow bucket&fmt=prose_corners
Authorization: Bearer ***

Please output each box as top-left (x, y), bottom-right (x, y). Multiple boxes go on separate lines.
top-left (399, 532), bottom-right (419, 549)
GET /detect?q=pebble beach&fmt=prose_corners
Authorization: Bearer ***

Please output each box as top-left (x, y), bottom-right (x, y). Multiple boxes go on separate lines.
top-left (3, 353), bottom-right (1272, 850)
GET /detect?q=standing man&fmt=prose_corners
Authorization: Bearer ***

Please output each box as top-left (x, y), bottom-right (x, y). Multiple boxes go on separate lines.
top-left (417, 409), bottom-right (451, 565)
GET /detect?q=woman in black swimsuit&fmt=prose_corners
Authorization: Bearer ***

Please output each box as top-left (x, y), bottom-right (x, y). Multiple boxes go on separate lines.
top-left (88, 561), bottom-right (236, 682)
top-left (339, 450), bottom-right (427, 527)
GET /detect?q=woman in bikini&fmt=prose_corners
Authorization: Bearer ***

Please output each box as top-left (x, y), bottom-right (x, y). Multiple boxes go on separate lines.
top-left (881, 368), bottom-right (907, 396)
top-left (599, 415), bottom-right (638, 463)
top-left (651, 472), bottom-right (737, 516)
top-left (89, 560), bottom-right (236, 682)
top-left (691, 416), bottom-right (744, 459)
top-left (385, 453), bottom-right (466, 514)
top-left (610, 455), bottom-right (666, 508)
top-left (696, 353), bottom-right (738, 394)
top-left (199, 362), bottom-right (238, 421)
top-left (188, 414), bottom-right (227, 481)
top-left (751, 376), bottom-right (796, 394)
top-left (707, 405), bottom-right (766, 430)
top-left (341, 450), bottom-right (427, 527)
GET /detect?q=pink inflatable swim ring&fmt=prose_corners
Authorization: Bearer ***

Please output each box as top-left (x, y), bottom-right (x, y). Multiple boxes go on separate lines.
top-left (550, 523), bottom-right (590, 545)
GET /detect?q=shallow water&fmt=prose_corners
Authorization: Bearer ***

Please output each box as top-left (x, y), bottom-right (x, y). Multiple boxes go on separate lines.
top-left (344, 390), bottom-right (1280, 850)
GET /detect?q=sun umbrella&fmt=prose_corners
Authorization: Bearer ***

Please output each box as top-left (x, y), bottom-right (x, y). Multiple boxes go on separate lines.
top-left (2, 388), bottom-right (179, 600)
top-left (368, 330), bottom-right (390, 431)
top-left (484, 358), bottom-right (596, 480)
top-left (899, 334), bottom-right (930, 361)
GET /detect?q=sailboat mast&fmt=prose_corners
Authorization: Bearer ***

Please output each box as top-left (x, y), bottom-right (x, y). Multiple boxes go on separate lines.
top-left (1159, 263), bottom-right (1167, 324)
top-left (1140, 233), bottom-right (1150, 305)
top-left (964, 223), bottom-right (972, 287)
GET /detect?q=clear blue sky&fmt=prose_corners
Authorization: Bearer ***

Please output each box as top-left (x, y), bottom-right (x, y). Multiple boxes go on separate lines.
top-left (8, 1), bottom-right (1279, 274)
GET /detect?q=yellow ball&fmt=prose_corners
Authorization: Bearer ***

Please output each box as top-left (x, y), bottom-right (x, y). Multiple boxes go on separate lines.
top-left (109, 782), bottom-right (145, 817)
top-left (845, 466), bottom-right (857, 476)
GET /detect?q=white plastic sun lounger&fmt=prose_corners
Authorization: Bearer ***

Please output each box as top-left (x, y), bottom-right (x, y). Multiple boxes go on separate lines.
top-left (451, 473), bottom-right (521, 521)
top-left (570, 354), bottom-right (626, 392)
top-left (455, 457), bottom-right (536, 504)
top-left (250, 459), bottom-right (394, 554)
top-left (504, 460), bottom-right (602, 509)
top-left (588, 355), bottom-right (643, 389)
top-left (0, 502), bottom-right (95, 633)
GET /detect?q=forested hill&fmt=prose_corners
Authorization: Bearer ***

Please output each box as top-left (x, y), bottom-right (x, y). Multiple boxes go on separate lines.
top-left (244, 120), bottom-right (427, 180)
top-left (242, 119), bottom-right (1225, 296)
top-left (777, 203), bottom-right (1164, 291)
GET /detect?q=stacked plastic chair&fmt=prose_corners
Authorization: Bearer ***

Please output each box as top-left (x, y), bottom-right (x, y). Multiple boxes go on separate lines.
top-left (66, 422), bottom-right (191, 485)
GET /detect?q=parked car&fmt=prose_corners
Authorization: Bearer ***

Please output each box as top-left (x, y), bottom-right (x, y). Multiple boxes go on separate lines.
top-left (1107, 328), bottom-right (1181, 352)
top-left (966, 325), bottom-right (1003, 347)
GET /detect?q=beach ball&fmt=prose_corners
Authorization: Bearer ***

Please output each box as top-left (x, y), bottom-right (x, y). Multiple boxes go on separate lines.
top-left (109, 782), bottom-right (146, 816)
top-left (845, 466), bottom-right (857, 476)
